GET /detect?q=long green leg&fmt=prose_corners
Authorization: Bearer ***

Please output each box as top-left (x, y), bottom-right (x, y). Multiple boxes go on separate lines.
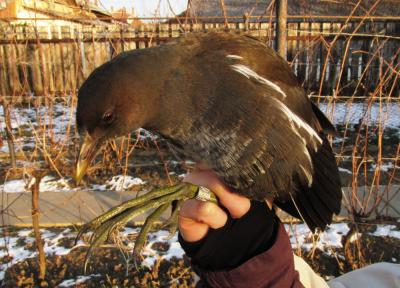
top-left (75, 183), bottom-right (185, 244)
top-left (131, 203), bottom-right (170, 271)
top-left (161, 200), bottom-right (183, 239)
top-left (133, 203), bottom-right (170, 256)
top-left (82, 183), bottom-right (200, 273)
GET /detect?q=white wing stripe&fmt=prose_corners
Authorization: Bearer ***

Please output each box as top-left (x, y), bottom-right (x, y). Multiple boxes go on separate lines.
top-left (231, 64), bottom-right (287, 98)
top-left (226, 55), bottom-right (243, 60)
top-left (270, 97), bottom-right (323, 146)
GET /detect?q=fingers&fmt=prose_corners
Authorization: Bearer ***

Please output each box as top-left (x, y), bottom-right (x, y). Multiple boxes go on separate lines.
top-left (178, 199), bottom-right (227, 242)
top-left (184, 170), bottom-right (251, 218)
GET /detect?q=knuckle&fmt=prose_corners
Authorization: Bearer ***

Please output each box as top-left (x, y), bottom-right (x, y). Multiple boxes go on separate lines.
top-left (178, 215), bottom-right (195, 230)
top-left (196, 202), bottom-right (215, 221)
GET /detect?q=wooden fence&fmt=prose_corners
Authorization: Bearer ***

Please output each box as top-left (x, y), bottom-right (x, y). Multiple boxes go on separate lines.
top-left (0, 18), bottom-right (399, 97)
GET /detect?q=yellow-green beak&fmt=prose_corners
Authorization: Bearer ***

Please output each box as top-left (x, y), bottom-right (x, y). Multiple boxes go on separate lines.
top-left (74, 133), bottom-right (100, 185)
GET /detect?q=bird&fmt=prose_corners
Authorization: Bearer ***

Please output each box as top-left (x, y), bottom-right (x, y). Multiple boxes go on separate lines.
top-left (74, 31), bottom-right (342, 258)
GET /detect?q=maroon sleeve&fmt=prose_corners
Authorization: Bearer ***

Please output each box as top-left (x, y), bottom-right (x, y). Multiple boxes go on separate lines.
top-left (194, 223), bottom-right (304, 288)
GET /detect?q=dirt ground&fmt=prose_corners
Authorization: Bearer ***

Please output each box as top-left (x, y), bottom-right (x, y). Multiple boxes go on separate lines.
top-left (1, 222), bottom-right (399, 288)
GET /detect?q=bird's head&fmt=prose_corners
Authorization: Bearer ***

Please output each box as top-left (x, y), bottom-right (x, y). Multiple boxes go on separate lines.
top-left (74, 55), bottom-right (161, 184)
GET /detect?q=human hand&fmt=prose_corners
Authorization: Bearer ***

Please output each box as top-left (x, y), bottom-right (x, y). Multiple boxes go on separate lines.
top-left (178, 167), bottom-right (277, 270)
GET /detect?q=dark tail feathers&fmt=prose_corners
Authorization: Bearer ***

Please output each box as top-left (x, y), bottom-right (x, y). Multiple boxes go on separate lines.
top-left (276, 136), bottom-right (342, 231)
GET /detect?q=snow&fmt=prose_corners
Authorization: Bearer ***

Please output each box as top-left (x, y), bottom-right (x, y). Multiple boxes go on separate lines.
top-left (0, 229), bottom-right (35, 267)
top-left (370, 162), bottom-right (399, 172)
top-left (0, 102), bottom-right (77, 154)
top-left (318, 102), bottom-right (400, 129)
top-left (39, 176), bottom-right (79, 193)
top-left (92, 175), bottom-right (145, 191)
top-left (119, 227), bottom-right (185, 268)
top-left (58, 274), bottom-right (101, 287)
top-left (0, 226), bottom-right (185, 281)
top-left (285, 223), bottom-right (350, 252)
top-left (338, 167), bottom-right (352, 174)
top-left (145, 231), bottom-right (185, 267)
top-left (0, 176), bottom-right (78, 193)
top-left (371, 225), bottom-right (400, 239)
top-left (0, 227), bottom-right (85, 280)
top-left (286, 222), bottom-right (400, 255)
top-left (1, 222), bottom-right (399, 281)
top-left (1, 179), bottom-right (27, 193)
top-left (0, 175), bottom-right (145, 193)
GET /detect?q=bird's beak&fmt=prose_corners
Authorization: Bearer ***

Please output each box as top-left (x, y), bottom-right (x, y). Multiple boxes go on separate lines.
top-left (74, 133), bottom-right (101, 185)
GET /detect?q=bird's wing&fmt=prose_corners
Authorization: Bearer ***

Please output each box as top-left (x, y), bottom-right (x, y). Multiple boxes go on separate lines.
top-left (176, 34), bottom-right (341, 231)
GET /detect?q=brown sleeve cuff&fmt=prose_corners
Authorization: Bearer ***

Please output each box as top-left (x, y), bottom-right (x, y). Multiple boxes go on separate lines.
top-left (194, 223), bottom-right (304, 288)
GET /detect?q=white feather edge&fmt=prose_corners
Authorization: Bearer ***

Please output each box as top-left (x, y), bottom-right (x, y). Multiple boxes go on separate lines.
top-left (231, 64), bottom-right (287, 98)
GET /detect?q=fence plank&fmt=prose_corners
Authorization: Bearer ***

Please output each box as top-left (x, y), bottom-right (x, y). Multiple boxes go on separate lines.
top-left (0, 20), bottom-right (398, 96)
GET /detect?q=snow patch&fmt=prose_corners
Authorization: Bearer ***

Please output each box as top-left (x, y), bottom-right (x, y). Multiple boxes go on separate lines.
top-left (93, 175), bottom-right (145, 191)
top-left (1, 179), bottom-right (27, 193)
top-left (0, 176), bottom-right (77, 193)
top-left (338, 167), bottom-right (352, 174)
top-left (286, 223), bottom-right (350, 252)
top-left (371, 225), bottom-right (400, 239)
top-left (1, 175), bottom-right (145, 193)
top-left (318, 102), bottom-right (400, 129)
top-left (58, 274), bottom-right (101, 287)
top-left (141, 230), bottom-right (185, 268)
top-left (370, 162), bottom-right (398, 172)
top-left (0, 228), bottom-right (85, 280)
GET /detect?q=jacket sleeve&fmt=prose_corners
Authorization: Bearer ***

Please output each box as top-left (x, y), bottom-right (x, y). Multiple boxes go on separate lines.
top-left (194, 223), bottom-right (304, 288)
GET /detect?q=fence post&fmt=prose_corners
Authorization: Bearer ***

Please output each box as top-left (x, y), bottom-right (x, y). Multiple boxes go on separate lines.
top-left (30, 171), bottom-right (47, 281)
top-left (276, 0), bottom-right (288, 60)
top-left (219, 0), bottom-right (228, 29)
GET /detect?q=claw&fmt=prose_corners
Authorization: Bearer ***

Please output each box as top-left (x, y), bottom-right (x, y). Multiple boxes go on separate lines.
top-left (76, 184), bottom-right (186, 245)
top-left (79, 182), bottom-right (201, 273)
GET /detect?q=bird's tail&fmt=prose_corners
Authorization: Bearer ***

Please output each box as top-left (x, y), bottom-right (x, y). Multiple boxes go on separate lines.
top-left (276, 136), bottom-right (342, 231)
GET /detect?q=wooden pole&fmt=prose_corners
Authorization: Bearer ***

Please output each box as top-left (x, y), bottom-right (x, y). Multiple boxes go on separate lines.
top-left (31, 171), bottom-right (47, 280)
top-left (276, 0), bottom-right (288, 60)
top-left (219, 0), bottom-right (228, 29)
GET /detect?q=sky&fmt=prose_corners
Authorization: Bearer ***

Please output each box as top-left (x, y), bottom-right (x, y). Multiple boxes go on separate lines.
top-left (99, 0), bottom-right (188, 17)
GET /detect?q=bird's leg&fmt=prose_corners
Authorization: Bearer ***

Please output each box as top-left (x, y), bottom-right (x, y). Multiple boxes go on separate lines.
top-left (133, 203), bottom-right (170, 256)
top-left (161, 200), bottom-right (183, 239)
top-left (81, 182), bottom-right (203, 273)
top-left (75, 183), bottom-right (186, 244)
top-left (131, 203), bottom-right (170, 271)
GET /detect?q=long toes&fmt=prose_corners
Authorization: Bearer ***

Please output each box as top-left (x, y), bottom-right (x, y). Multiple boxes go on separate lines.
top-left (161, 200), bottom-right (182, 229)
top-left (166, 221), bottom-right (178, 240)
top-left (134, 203), bottom-right (170, 255)
top-left (77, 183), bottom-right (186, 241)
top-left (79, 183), bottom-right (201, 272)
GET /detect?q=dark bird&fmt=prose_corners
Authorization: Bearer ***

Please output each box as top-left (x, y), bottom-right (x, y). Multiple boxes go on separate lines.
top-left (75, 32), bottom-right (342, 253)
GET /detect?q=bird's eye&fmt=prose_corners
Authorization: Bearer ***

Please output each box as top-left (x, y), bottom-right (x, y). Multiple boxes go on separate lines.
top-left (102, 112), bottom-right (114, 124)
